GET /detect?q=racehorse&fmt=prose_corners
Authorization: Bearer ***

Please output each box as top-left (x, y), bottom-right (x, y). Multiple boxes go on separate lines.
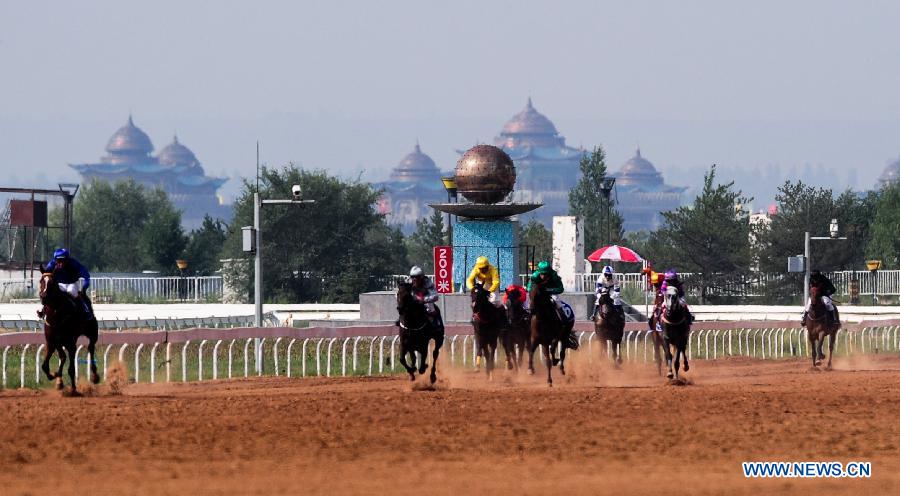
top-left (38, 271), bottom-right (99, 393)
top-left (593, 287), bottom-right (625, 366)
top-left (501, 288), bottom-right (531, 372)
top-left (806, 284), bottom-right (840, 370)
top-left (528, 283), bottom-right (571, 385)
top-left (661, 286), bottom-right (690, 381)
top-left (647, 290), bottom-right (666, 375)
top-left (396, 282), bottom-right (444, 383)
top-left (470, 282), bottom-right (507, 379)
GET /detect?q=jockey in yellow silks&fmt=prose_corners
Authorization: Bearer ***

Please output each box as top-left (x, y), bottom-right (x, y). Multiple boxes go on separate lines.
top-left (466, 256), bottom-right (500, 302)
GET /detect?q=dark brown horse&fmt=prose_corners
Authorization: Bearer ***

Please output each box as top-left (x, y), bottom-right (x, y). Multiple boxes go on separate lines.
top-left (528, 283), bottom-right (569, 385)
top-left (470, 282), bottom-right (506, 379)
top-left (806, 285), bottom-right (839, 370)
top-left (593, 287), bottom-right (625, 366)
top-left (501, 288), bottom-right (531, 372)
top-left (661, 286), bottom-right (690, 381)
top-left (396, 282), bottom-right (444, 383)
top-left (39, 271), bottom-right (99, 392)
top-left (647, 291), bottom-right (666, 375)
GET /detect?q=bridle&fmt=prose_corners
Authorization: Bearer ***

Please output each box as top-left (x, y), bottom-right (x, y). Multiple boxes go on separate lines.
top-left (662, 291), bottom-right (686, 326)
top-left (397, 283), bottom-right (428, 332)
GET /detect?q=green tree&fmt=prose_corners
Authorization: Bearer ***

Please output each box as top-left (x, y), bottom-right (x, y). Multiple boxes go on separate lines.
top-left (867, 183), bottom-right (900, 268)
top-left (221, 166), bottom-right (408, 303)
top-left (184, 215), bottom-right (229, 275)
top-left (756, 181), bottom-right (873, 273)
top-left (568, 146), bottom-right (624, 262)
top-left (405, 210), bottom-right (446, 273)
top-left (517, 218), bottom-right (552, 271)
top-left (645, 165), bottom-right (752, 302)
top-left (70, 179), bottom-right (186, 272)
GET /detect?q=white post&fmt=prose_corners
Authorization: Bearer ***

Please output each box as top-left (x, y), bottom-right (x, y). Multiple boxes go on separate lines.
top-left (254, 192), bottom-right (263, 375)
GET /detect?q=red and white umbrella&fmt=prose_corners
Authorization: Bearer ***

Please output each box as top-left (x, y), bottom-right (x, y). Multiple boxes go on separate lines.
top-left (587, 245), bottom-right (644, 263)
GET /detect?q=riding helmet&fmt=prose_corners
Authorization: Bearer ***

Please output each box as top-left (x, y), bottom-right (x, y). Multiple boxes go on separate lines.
top-left (475, 256), bottom-right (489, 269)
top-left (53, 248), bottom-right (70, 260)
top-left (409, 265), bottom-right (424, 277)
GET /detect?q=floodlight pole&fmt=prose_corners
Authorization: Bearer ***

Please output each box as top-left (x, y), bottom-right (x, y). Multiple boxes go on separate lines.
top-left (804, 226), bottom-right (847, 306)
top-left (253, 194), bottom-right (315, 374)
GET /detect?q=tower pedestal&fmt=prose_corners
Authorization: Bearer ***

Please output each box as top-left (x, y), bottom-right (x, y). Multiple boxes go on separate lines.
top-left (452, 219), bottom-right (519, 293)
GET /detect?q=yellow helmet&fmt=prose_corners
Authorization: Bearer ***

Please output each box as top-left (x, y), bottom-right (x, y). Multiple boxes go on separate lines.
top-left (475, 256), bottom-right (489, 269)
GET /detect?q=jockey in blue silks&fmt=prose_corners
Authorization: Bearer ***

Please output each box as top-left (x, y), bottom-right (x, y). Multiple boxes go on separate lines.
top-left (44, 248), bottom-right (93, 318)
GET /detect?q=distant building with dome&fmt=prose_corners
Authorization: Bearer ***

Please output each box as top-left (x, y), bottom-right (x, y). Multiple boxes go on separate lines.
top-left (877, 155), bottom-right (900, 188)
top-left (480, 98), bottom-right (585, 225)
top-left (69, 116), bottom-right (230, 229)
top-left (612, 148), bottom-right (686, 232)
top-left (374, 142), bottom-right (448, 233)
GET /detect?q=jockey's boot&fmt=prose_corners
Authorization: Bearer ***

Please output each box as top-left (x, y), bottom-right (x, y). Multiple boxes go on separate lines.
top-left (830, 309), bottom-right (840, 327)
top-left (801, 311), bottom-right (808, 327)
top-left (589, 305), bottom-right (599, 321)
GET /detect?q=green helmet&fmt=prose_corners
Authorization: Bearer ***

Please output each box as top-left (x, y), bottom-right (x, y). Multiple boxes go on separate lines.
top-left (536, 261), bottom-right (552, 273)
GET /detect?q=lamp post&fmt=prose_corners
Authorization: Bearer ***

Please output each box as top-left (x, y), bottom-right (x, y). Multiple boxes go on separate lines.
top-left (175, 259), bottom-right (188, 302)
top-left (245, 187), bottom-right (315, 374)
top-left (441, 176), bottom-right (458, 242)
top-left (866, 260), bottom-right (882, 306)
top-left (804, 218), bottom-right (847, 305)
top-left (599, 177), bottom-right (616, 247)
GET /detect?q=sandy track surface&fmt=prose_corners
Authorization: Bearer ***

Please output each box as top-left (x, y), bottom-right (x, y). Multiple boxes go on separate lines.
top-left (1, 355), bottom-right (898, 495)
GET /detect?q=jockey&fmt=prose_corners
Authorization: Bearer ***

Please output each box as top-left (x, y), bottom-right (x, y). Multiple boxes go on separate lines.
top-left (44, 248), bottom-right (93, 318)
top-left (408, 265), bottom-right (443, 330)
top-left (466, 256), bottom-right (500, 302)
top-left (803, 270), bottom-right (839, 326)
top-left (502, 283), bottom-right (528, 309)
top-left (591, 265), bottom-right (624, 320)
top-left (527, 261), bottom-right (566, 320)
top-left (660, 269), bottom-right (693, 323)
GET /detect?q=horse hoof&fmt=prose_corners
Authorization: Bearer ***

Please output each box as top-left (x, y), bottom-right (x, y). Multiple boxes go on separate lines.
top-left (55, 378), bottom-right (64, 390)
top-left (430, 374), bottom-right (437, 384)
top-left (616, 357), bottom-right (623, 366)
top-left (527, 369), bottom-right (534, 376)
top-left (91, 373), bottom-right (100, 385)
top-left (666, 372), bottom-right (674, 379)
top-left (825, 365), bottom-right (833, 371)
top-left (684, 364), bottom-right (690, 372)
top-left (507, 362), bottom-right (513, 370)
top-left (408, 374), bottom-right (416, 381)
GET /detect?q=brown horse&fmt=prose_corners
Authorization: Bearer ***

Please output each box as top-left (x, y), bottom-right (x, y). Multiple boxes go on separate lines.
top-left (593, 287), bottom-right (625, 366)
top-left (528, 283), bottom-right (569, 385)
top-left (806, 285), bottom-right (840, 370)
top-left (501, 288), bottom-right (531, 372)
top-left (39, 271), bottom-right (99, 392)
top-left (470, 282), bottom-right (506, 379)
top-left (661, 286), bottom-right (690, 381)
top-left (396, 282), bottom-right (444, 383)
top-left (647, 291), bottom-right (666, 375)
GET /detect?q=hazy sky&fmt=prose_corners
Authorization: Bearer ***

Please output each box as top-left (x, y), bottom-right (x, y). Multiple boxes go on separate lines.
top-left (2, 1), bottom-right (899, 205)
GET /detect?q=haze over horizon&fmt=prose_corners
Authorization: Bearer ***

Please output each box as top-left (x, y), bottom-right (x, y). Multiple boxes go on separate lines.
top-left (2, 1), bottom-right (899, 208)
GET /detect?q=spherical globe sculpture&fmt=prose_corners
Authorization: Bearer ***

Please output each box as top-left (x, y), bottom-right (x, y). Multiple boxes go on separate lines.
top-left (454, 144), bottom-right (516, 204)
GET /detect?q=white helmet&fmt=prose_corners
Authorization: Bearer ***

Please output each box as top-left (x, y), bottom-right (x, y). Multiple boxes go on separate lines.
top-left (603, 265), bottom-right (614, 276)
top-left (409, 266), bottom-right (424, 277)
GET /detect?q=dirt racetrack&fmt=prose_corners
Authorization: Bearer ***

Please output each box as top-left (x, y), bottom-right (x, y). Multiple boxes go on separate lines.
top-left (2, 354), bottom-right (899, 495)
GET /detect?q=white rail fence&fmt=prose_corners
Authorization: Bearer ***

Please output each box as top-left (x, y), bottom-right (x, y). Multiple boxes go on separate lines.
top-left (0, 276), bottom-right (224, 303)
top-left (3, 321), bottom-right (899, 389)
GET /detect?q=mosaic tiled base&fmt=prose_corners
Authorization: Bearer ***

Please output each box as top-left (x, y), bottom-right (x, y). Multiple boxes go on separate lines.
top-left (452, 219), bottom-right (519, 293)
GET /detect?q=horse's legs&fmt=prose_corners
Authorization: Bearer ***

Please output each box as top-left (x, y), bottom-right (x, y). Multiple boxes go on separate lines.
top-left (54, 346), bottom-right (67, 388)
top-left (816, 335), bottom-right (826, 361)
top-left (663, 335), bottom-right (675, 379)
top-left (429, 336), bottom-right (443, 384)
top-left (682, 342), bottom-right (690, 372)
top-left (64, 342), bottom-right (77, 392)
top-left (558, 339), bottom-right (567, 376)
top-left (88, 340), bottom-right (99, 384)
top-left (672, 343), bottom-right (681, 380)
top-left (809, 334), bottom-right (819, 369)
top-left (826, 332), bottom-right (836, 371)
top-left (41, 343), bottom-right (56, 381)
top-left (398, 341), bottom-right (416, 381)
top-left (542, 343), bottom-right (553, 386)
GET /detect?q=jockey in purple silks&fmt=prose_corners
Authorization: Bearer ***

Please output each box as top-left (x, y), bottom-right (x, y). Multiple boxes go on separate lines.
top-left (660, 270), bottom-right (693, 324)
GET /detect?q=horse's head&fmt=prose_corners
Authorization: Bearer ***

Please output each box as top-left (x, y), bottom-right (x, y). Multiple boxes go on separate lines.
top-left (470, 281), bottom-right (489, 308)
top-left (39, 272), bottom-right (56, 304)
top-left (665, 285), bottom-right (681, 316)
top-left (397, 281), bottom-right (413, 310)
top-left (598, 286), bottom-right (613, 306)
top-left (810, 284), bottom-right (822, 300)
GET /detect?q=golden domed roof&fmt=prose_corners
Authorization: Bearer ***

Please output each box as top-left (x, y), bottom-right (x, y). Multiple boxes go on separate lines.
top-left (158, 135), bottom-right (199, 168)
top-left (105, 115), bottom-right (154, 155)
top-left (616, 148), bottom-right (663, 187)
top-left (501, 98), bottom-right (558, 136)
top-left (389, 142), bottom-right (440, 182)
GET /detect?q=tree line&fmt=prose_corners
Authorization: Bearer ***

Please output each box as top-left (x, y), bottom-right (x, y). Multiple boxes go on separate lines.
top-left (62, 147), bottom-right (900, 304)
